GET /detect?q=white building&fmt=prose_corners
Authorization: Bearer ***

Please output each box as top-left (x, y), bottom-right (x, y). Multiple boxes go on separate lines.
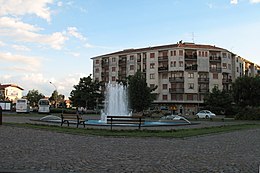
top-left (92, 42), bottom-right (260, 115)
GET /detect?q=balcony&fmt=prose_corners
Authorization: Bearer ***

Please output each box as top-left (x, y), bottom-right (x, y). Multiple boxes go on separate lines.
top-left (185, 64), bottom-right (197, 71)
top-left (169, 77), bottom-right (184, 83)
top-left (185, 54), bottom-right (197, 60)
top-left (118, 59), bottom-right (127, 65)
top-left (209, 56), bottom-right (221, 62)
top-left (101, 61), bottom-right (109, 66)
top-left (158, 66), bottom-right (168, 72)
top-left (169, 88), bottom-right (184, 93)
top-left (210, 67), bottom-right (222, 73)
top-left (222, 79), bottom-right (232, 84)
top-left (198, 78), bottom-right (209, 83)
top-left (158, 56), bottom-right (168, 62)
top-left (199, 88), bottom-right (209, 93)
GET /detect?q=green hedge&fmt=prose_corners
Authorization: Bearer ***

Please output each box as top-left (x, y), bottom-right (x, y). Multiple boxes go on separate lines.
top-left (235, 106), bottom-right (260, 120)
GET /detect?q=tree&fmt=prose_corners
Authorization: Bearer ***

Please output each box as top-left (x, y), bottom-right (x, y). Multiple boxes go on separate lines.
top-left (49, 90), bottom-right (65, 108)
top-left (26, 89), bottom-right (45, 107)
top-left (204, 86), bottom-right (233, 115)
top-left (70, 75), bottom-right (102, 110)
top-left (232, 76), bottom-right (260, 107)
top-left (128, 70), bottom-right (157, 112)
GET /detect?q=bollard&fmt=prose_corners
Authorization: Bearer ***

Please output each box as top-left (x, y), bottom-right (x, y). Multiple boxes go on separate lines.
top-left (0, 106), bottom-right (2, 125)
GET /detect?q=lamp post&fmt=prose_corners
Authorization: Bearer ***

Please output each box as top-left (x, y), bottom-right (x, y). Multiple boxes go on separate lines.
top-left (49, 81), bottom-right (57, 108)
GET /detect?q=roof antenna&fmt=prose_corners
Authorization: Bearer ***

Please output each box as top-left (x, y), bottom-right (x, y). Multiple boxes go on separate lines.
top-left (192, 32), bottom-right (195, 43)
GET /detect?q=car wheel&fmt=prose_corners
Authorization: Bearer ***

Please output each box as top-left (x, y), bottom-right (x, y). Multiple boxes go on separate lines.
top-left (205, 115), bottom-right (209, 119)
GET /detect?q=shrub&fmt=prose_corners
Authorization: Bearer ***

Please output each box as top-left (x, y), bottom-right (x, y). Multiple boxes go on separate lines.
top-left (235, 106), bottom-right (260, 120)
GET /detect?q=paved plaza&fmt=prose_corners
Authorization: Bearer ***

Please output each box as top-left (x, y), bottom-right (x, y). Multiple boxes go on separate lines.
top-left (0, 116), bottom-right (259, 173)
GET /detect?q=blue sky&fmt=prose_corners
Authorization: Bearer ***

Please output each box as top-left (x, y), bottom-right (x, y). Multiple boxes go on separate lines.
top-left (0, 0), bottom-right (260, 98)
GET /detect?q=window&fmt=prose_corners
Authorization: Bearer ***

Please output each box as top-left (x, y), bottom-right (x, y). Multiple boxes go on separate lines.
top-left (198, 51), bottom-right (201, 57)
top-left (222, 63), bottom-right (227, 69)
top-left (179, 61), bottom-right (183, 67)
top-left (130, 65), bottom-right (134, 70)
top-left (222, 53), bottom-right (227, 58)
top-left (188, 72), bottom-right (194, 78)
top-left (112, 76), bottom-right (116, 81)
top-left (213, 73), bottom-right (218, 79)
top-left (228, 64), bottom-right (231, 70)
top-left (162, 73), bottom-right (168, 79)
top-left (95, 68), bottom-right (99, 73)
top-left (202, 51), bottom-right (204, 57)
top-left (174, 50), bottom-right (176, 56)
top-left (96, 60), bottom-right (99, 64)
top-left (112, 57), bottom-right (116, 62)
top-left (187, 94), bottom-right (193, 100)
top-left (112, 67), bottom-right (116, 72)
top-left (237, 67), bottom-right (239, 72)
top-left (130, 55), bottom-right (134, 61)
top-left (179, 50), bottom-right (183, 56)
top-left (150, 63), bottom-right (155, 69)
top-left (162, 95), bottom-right (168, 100)
top-left (150, 53), bottom-right (155, 58)
top-left (188, 83), bottom-right (194, 89)
top-left (205, 52), bottom-right (208, 57)
top-left (162, 84), bottom-right (168, 90)
top-left (150, 84), bottom-right (155, 89)
top-left (170, 51), bottom-right (173, 56)
top-left (150, 74), bottom-right (155, 79)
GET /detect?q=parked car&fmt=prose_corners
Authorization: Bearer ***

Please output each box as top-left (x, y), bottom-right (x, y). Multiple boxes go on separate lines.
top-left (196, 110), bottom-right (216, 119)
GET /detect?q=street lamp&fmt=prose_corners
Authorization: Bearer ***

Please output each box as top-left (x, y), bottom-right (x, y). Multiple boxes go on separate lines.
top-left (49, 81), bottom-right (57, 91)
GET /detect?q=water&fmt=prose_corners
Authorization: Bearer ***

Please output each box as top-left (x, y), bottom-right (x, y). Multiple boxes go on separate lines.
top-left (100, 82), bottom-right (131, 123)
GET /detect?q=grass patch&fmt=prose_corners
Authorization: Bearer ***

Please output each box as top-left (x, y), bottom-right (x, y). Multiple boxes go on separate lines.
top-left (4, 122), bottom-right (260, 138)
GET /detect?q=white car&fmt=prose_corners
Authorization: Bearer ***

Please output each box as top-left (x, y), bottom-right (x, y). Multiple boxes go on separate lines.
top-left (196, 110), bottom-right (216, 119)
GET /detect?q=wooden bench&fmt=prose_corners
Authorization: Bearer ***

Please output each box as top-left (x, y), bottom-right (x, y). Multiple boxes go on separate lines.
top-left (106, 115), bottom-right (144, 130)
top-left (61, 113), bottom-right (86, 128)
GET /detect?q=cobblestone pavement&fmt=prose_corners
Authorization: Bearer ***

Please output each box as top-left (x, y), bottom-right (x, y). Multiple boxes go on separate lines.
top-left (1, 115), bottom-right (260, 172)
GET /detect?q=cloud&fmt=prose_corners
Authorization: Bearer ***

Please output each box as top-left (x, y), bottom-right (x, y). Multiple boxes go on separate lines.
top-left (249, 0), bottom-right (260, 3)
top-left (0, 52), bottom-right (41, 72)
top-left (0, 17), bottom-right (68, 50)
top-left (230, 0), bottom-right (238, 5)
top-left (12, 44), bottom-right (31, 51)
top-left (0, 0), bottom-right (53, 22)
top-left (67, 27), bottom-right (86, 41)
top-left (0, 41), bottom-right (5, 47)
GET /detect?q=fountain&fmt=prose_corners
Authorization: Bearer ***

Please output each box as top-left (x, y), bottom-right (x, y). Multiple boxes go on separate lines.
top-left (100, 82), bottom-right (131, 123)
top-left (37, 82), bottom-right (194, 127)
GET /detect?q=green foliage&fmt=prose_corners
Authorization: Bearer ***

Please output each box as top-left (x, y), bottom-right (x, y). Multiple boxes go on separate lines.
top-left (26, 89), bottom-right (45, 107)
top-left (232, 76), bottom-right (260, 107)
top-left (204, 86), bottom-right (234, 115)
top-left (128, 70), bottom-right (157, 112)
top-left (49, 90), bottom-right (65, 108)
top-left (70, 75), bottom-right (102, 109)
top-left (235, 106), bottom-right (260, 120)
top-left (50, 108), bottom-right (76, 114)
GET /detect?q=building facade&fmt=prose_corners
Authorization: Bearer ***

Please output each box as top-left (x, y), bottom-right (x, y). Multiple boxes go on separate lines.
top-left (92, 42), bottom-right (260, 115)
top-left (0, 84), bottom-right (24, 102)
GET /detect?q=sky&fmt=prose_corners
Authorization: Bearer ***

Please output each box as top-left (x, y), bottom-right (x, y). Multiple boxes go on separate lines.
top-left (0, 0), bottom-right (260, 98)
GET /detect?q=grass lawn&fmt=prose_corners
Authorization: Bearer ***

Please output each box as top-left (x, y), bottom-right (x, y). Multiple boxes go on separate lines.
top-left (4, 122), bottom-right (260, 138)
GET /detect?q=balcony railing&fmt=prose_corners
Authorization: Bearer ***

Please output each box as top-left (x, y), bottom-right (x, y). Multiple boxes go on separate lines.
top-left (101, 61), bottom-right (109, 66)
top-left (169, 88), bottom-right (184, 93)
top-left (209, 56), bottom-right (221, 62)
top-left (210, 67), bottom-right (222, 73)
top-left (185, 64), bottom-right (197, 71)
top-left (199, 88), bottom-right (209, 93)
top-left (222, 79), bottom-right (232, 83)
top-left (158, 66), bottom-right (168, 72)
top-left (158, 56), bottom-right (168, 61)
top-left (198, 78), bottom-right (209, 83)
top-left (169, 77), bottom-right (184, 83)
top-left (185, 54), bottom-right (197, 60)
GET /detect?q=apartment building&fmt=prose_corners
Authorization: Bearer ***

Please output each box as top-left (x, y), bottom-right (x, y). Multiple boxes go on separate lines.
top-left (92, 42), bottom-right (260, 115)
